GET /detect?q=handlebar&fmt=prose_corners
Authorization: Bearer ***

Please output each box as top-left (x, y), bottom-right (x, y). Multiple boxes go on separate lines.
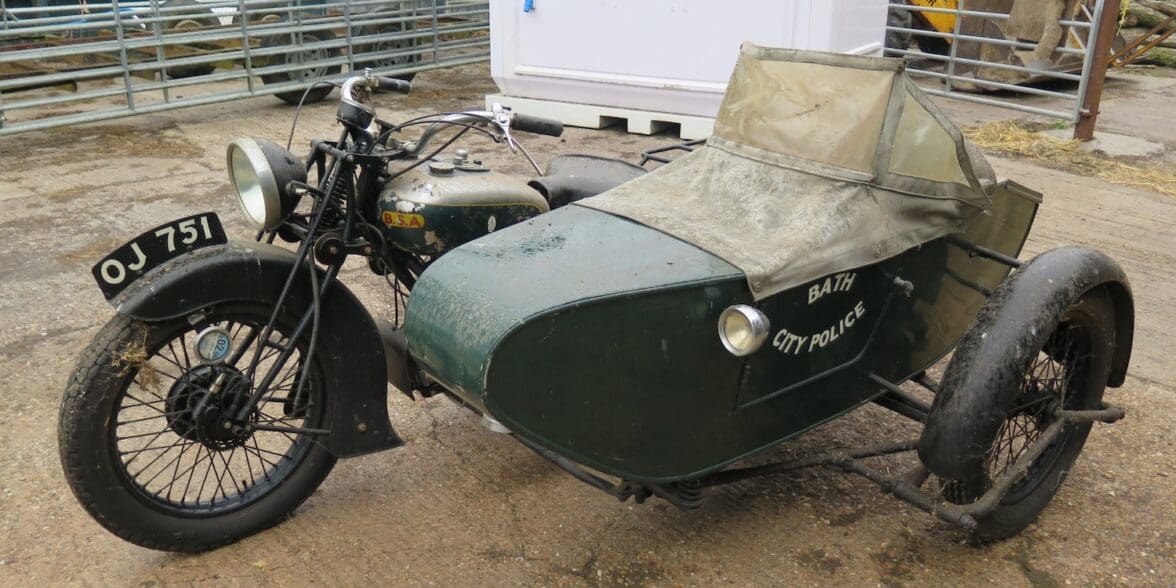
top-left (338, 71), bottom-right (414, 130)
top-left (412, 111), bottom-right (494, 155)
top-left (341, 72), bottom-right (412, 105)
top-left (510, 113), bottom-right (564, 137)
top-left (410, 109), bottom-right (564, 154)
top-left (333, 72), bottom-right (564, 174)
top-left (372, 76), bottom-right (413, 95)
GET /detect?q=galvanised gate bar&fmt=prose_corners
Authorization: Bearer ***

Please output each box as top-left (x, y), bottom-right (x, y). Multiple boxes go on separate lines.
top-left (0, 0), bottom-right (489, 135)
top-left (885, 0), bottom-right (1121, 139)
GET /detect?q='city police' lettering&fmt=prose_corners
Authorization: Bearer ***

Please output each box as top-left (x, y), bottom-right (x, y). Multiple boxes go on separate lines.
top-left (772, 301), bottom-right (866, 355)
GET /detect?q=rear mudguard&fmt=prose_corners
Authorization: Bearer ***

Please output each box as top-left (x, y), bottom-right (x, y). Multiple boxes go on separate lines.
top-left (110, 241), bottom-right (402, 458)
top-left (918, 246), bottom-right (1133, 479)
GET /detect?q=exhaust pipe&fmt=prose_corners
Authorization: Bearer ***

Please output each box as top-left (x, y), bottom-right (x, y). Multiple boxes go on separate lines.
top-left (378, 321), bottom-right (415, 395)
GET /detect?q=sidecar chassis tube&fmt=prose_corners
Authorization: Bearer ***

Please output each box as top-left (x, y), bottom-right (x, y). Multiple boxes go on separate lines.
top-left (522, 400), bottom-right (1123, 531)
top-left (703, 402), bottom-right (1121, 528)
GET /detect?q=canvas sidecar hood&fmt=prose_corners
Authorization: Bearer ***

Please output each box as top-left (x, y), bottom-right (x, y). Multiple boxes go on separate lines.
top-left (578, 43), bottom-right (997, 300)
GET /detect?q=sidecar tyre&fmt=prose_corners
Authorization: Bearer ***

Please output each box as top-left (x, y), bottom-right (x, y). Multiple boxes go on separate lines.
top-left (919, 282), bottom-right (1117, 541)
top-left (261, 25), bottom-right (343, 105)
top-left (59, 303), bottom-right (337, 552)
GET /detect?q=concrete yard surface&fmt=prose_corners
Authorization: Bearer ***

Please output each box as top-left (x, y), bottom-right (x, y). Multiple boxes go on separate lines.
top-left (0, 64), bottom-right (1172, 585)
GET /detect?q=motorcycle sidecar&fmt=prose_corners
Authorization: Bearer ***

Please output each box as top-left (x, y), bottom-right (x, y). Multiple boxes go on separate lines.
top-left (400, 44), bottom-right (1134, 539)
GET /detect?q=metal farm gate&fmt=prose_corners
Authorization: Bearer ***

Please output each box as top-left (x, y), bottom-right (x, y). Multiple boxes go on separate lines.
top-left (0, 0), bottom-right (489, 135)
top-left (885, 0), bottom-right (1122, 139)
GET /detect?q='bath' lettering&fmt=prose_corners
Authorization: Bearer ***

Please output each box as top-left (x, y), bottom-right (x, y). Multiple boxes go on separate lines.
top-left (807, 272), bottom-right (857, 305)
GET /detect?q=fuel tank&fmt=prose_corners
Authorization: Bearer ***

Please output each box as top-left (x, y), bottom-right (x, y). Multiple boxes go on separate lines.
top-left (378, 155), bottom-right (550, 257)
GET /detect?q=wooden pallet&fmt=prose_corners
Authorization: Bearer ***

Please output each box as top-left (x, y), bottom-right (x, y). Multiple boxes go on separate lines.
top-left (485, 94), bottom-right (714, 140)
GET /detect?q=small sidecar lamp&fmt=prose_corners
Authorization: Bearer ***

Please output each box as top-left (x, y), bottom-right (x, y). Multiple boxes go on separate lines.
top-left (226, 137), bottom-right (307, 231)
top-left (718, 305), bottom-right (770, 357)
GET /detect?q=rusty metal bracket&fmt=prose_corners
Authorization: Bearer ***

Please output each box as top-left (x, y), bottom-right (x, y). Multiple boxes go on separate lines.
top-left (956, 402), bottom-right (1125, 517)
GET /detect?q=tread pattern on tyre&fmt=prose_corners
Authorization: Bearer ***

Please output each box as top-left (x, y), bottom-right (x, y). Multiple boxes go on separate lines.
top-left (59, 311), bottom-right (337, 553)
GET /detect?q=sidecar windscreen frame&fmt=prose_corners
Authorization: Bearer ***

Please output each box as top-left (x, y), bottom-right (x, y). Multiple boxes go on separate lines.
top-left (579, 44), bottom-right (999, 300)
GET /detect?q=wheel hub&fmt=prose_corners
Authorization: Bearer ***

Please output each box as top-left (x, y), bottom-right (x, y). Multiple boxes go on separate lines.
top-left (166, 365), bottom-right (258, 450)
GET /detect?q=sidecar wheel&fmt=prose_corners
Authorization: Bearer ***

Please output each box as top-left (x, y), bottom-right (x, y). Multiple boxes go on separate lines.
top-left (921, 288), bottom-right (1116, 541)
top-left (59, 303), bottom-right (337, 552)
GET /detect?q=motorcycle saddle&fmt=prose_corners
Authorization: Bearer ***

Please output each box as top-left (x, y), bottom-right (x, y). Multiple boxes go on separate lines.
top-left (528, 154), bottom-right (647, 209)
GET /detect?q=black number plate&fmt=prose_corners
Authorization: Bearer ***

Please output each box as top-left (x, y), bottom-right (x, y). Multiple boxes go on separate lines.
top-left (91, 213), bottom-right (227, 300)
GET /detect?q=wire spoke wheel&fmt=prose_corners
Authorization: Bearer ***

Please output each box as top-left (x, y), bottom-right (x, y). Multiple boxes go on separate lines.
top-left (111, 309), bottom-right (320, 514)
top-left (925, 286), bottom-right (1116, 541)
top-left (60, 302), bottom-right (337, 551)
top-left (982, 321), bottom-right (1092, 503)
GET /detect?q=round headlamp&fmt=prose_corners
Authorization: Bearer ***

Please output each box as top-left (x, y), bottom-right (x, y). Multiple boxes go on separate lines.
top-left (226, 137), bottom-right (307, 230)
top-left (718, 305), bottom-right (770, 357)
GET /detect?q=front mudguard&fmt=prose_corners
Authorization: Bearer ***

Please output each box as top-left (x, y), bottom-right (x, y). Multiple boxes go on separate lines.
top-left (110, 241), bottom-right (402, 458)
top-left (918, 246), bottom-right (1133, 480)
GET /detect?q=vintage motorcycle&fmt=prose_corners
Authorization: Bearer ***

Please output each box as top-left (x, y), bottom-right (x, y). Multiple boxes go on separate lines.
top-left (60, 45), bottom-right (1134, 553)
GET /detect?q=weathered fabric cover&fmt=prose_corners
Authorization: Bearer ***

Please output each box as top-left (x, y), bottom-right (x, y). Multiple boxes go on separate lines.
top-left (577, 43), bottom-right (997, 299)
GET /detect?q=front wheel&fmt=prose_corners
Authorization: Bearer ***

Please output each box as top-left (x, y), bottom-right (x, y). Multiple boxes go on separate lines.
top-left (59, 302), bottom-right (337, 552)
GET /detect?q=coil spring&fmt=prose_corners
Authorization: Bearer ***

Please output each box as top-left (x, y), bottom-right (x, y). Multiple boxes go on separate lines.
top-left (315, 160), bottom-right (354, 237)
top-left (675, 479), bottom-right (704, 509)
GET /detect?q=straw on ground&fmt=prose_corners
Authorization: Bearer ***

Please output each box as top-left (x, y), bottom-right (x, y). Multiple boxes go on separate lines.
top-left (964, 120), bottom-right (1176, 198)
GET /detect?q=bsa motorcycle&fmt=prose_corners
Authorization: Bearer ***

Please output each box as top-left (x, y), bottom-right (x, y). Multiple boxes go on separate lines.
top-left (59, 69), bottom-right (643, 551)
top-left (61, 45), bottom-right (1134, 553)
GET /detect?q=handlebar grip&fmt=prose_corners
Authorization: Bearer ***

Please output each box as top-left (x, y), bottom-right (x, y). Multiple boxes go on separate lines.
top-left (374, 76), bottom-right (413, 94)
top-left (511, 113), bottom-right (564, 137)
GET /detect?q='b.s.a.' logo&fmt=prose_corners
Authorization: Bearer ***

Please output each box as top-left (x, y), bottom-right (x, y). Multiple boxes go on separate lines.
top-left (382, 211), bottom-right (425, 228)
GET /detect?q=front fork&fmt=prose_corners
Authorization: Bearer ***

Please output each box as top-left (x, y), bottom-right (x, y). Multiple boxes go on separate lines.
top-left (178, 252), bottom-right (342, 438)
top-left (219, 125), bottom-right (417, 437)
top-left (223, 134), bottom-right (357, 435)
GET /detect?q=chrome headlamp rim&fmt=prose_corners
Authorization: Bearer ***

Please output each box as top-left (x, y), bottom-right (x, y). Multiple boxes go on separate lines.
top-left (718, 304), bottom-right (771, 357)
top-left (226, 137), bottom-right (282, 230)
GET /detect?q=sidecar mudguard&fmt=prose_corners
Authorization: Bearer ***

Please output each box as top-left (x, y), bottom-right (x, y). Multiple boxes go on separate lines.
top-left (918, 246), bottom-right (1134, 479)
top-left (109, 241), bottom-right (402, 458)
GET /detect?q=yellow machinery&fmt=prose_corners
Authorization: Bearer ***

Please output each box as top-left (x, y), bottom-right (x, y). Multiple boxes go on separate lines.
top-left (910, 0), bottom-right (961, 35)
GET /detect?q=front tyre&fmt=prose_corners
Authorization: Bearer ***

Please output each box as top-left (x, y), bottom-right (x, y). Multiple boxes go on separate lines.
top-left (59, 303), bottom-right (337, 552)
